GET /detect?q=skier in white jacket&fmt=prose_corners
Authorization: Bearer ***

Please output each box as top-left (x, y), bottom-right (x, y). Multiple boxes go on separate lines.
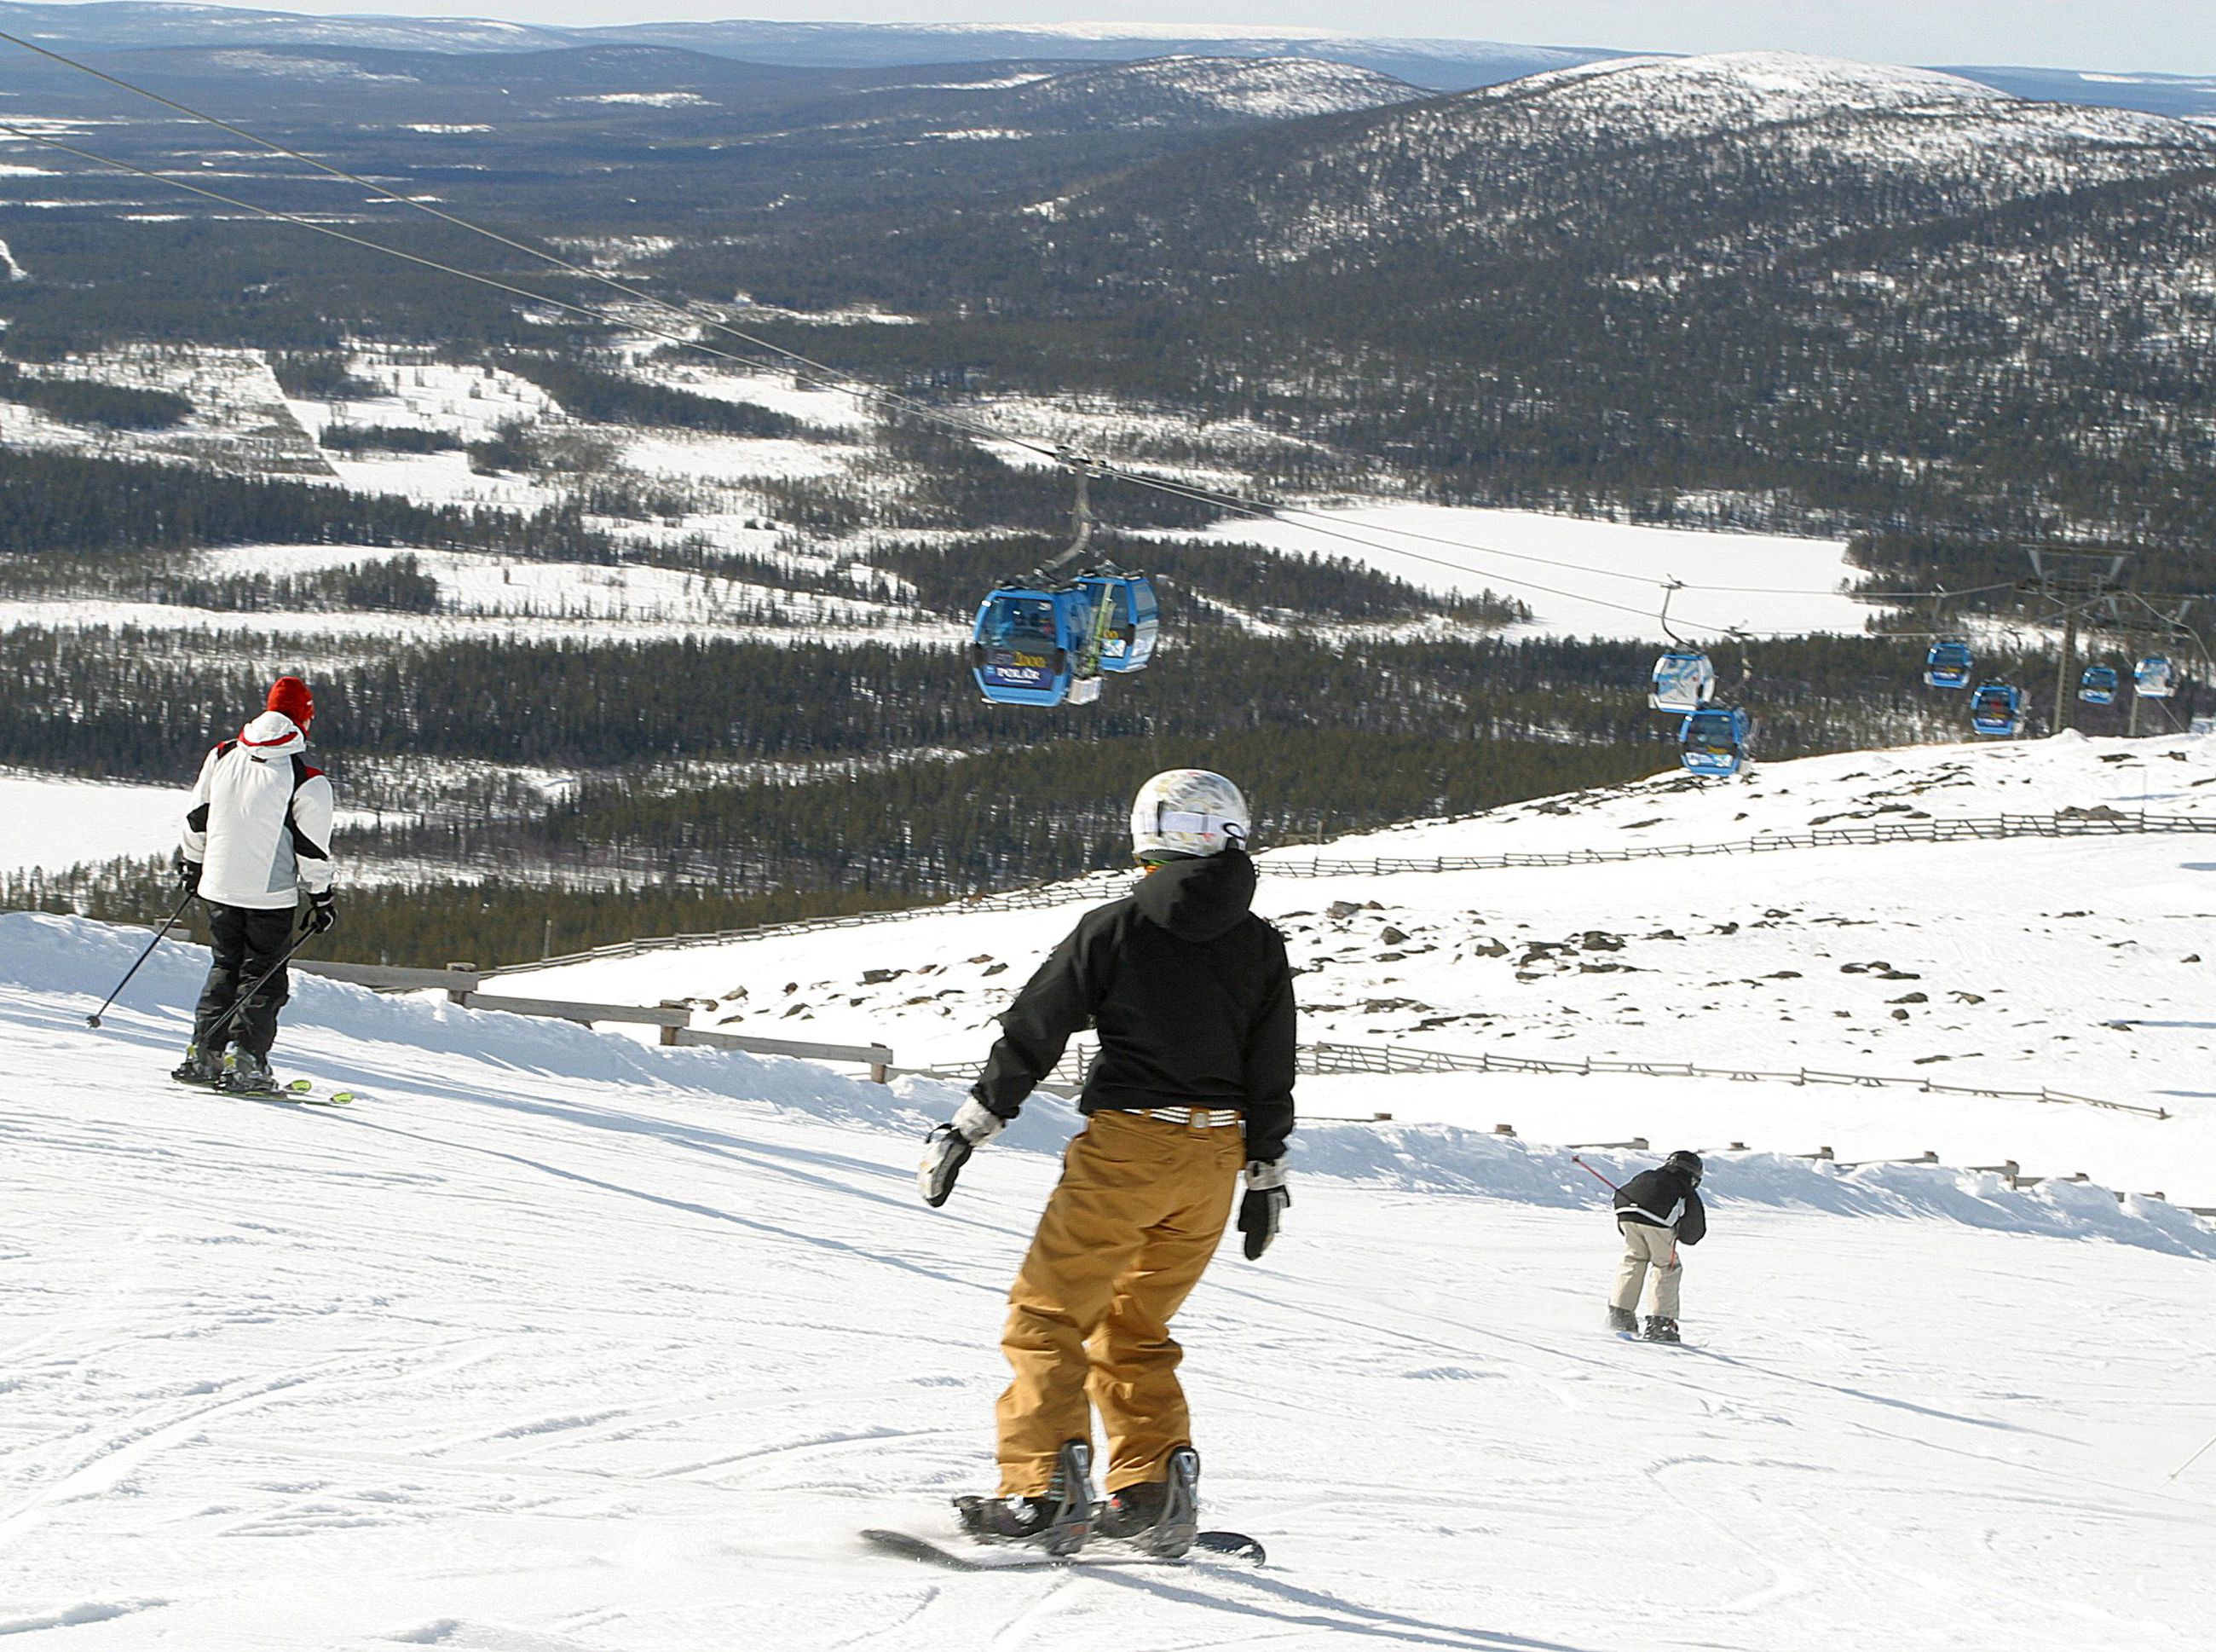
top-left (171, 676), bottom-right (338, 1093)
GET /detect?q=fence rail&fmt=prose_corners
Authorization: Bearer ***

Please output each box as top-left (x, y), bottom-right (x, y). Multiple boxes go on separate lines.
top-left (289, 964), bottom-right (896, 1077)
top-left (1261, 810), bottom-right (2216, 878)
top-left (483, 810), bottom-right (2216, 978)
top-left (293, 960), bottom-right (482, 993)
top-left (918, 1036), bottom-right (2167, 1120)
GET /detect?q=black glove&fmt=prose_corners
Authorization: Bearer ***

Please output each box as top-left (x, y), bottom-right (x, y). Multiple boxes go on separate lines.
top-left (176, 857), bottom-right (201, 895)
top-left (1238, 1159), bottom-right (1290, 1260)
top-left (919, 1096), bottom-right (1006, 1208)
top-left (308, 890), bottom-right (338, 933)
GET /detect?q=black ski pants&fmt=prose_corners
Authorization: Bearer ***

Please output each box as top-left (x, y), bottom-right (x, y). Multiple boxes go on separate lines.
top-left (193, 902), bottom-right (298, 1060)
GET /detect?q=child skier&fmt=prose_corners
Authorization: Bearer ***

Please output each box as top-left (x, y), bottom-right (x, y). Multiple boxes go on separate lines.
top-left (917, 769), bottom-right (1296, 1557)
top-left (1609, 1150), bottom-right (1706, 1343)
top-left (170, 676), bottom-right (338, 1095)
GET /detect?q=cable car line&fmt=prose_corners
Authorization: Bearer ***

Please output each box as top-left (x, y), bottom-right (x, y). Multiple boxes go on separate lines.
top-left (0, 29), bottom-right (1076, 467)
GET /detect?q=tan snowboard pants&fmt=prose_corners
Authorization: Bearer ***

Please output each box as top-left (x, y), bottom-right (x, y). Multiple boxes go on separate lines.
top-left (1613, 1221), bottom-right (1682, 1319)
top-left (996, 1108), bottom-right (1247, 1497)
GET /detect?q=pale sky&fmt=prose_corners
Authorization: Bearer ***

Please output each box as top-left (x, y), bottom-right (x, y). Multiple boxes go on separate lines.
top-left (228, 1), bottom-right (2215, 74)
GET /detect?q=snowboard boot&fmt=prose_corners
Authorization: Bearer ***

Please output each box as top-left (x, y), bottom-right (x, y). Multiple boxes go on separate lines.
top-left (955, 1439), bottom-right (1094, 1556)
top-left (1642, 1315), bottom-right (1682, 1344)
top-left (170, 1044), bottom-right (226, 1088)
top-left (218, 1049), bottom-right (278, 1095)
top-left (1607, 1306), bottom-right (1639, 1335)
top-left (1095, 1445), bottom-right (1200, 1558)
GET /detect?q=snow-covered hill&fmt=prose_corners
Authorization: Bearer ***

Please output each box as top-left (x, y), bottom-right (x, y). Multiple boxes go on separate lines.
top-left (517, 733), bottom-right (2216, 1205)
top-left (1035, 50), bottom-right (2216, 268)
top-left (3, 885), bottom-right (2213, 1645)
top-left (1002, 55), bottom-right (1426, 126)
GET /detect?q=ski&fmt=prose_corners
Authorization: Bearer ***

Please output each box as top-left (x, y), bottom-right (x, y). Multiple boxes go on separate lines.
top-left (171, 1071), bottom-right (358, 1105)
top-left (239, 1078), bottom-right (360, 1106)
top-left (861, 1527), bottom-right (1264, 1571)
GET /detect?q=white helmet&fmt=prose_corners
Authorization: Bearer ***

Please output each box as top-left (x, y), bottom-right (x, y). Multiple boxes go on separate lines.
top-left (1129, 769), bottom-right (1249, 862)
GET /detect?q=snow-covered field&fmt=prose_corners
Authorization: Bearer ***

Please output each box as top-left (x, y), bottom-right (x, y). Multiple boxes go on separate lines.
top-left (0, 769), bottom-right (395, 878)
top-left (1193, 503), bottom-right (1875, 641)
top-left (3, 911), bottom-right (2213, 1649)
top-left (518, 734), bottom-right (2216, 1204)
top-left (0, 773), bottom-right (189, 878)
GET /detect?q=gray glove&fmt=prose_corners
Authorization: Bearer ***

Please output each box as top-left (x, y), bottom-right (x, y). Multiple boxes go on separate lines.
top-left (1238, 1159), bottom-right (1290, 1259)
top-left (919, 1096), bottom-right (1007, 1208)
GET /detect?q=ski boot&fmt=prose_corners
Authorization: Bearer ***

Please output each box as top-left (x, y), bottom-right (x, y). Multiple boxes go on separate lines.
top-left (170, 1044), bottom-right (226, 1088)
top-left (1607, 1306), bottom-right (1639, 1335)
top-left (218, 1049), bottom-right (279, 1096)
top-left (955, 1439), bottom-right (1094, 1557)
top-left (1095, 1445), bottom-right (1200, 1558)
top-left (1642, 1315), bottom-right (1682, 1344)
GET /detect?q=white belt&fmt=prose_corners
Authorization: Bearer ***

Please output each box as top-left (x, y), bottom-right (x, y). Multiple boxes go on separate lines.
top-left (1135, 1106), bottom-right (1243, 1129)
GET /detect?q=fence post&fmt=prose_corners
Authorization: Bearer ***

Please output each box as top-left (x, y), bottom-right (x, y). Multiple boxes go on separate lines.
top-left (446, 963), bottom-right (476, 1006)
top-left (659, 1001), bottom-right (687, 1046)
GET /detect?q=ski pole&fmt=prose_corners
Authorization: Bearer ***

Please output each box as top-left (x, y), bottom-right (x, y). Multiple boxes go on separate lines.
top-left (2170, 1430), bottom-right (2216, 1482)
top-left (1570, 1155), bottom-right (1621, 1193)
top-left (86, 889), bottom-right (197, 1028)
top-left (199, 929), bottom-right (319, 1048)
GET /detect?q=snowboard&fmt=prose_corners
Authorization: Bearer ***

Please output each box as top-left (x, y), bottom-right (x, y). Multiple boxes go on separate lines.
top-left (862, 1526), bottom-right (1265, 1572)
top-left (1615, 1329), bottom-right (1689, 1349)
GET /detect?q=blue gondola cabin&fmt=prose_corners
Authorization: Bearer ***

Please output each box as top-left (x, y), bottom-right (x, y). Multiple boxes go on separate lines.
top-left (1970, 683), bottom-right (2023, 736)
top-left (1650, 649), bottom-right (1717, 713)
top-left (1678, 706), bottom-right (1750, 777)
top-left (1925, 639), bottom-right (1974, 690)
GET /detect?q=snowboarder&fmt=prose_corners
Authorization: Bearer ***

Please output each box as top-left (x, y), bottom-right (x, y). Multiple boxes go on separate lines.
top-left (170, 676), bottom-right (337, 1095)
top-left (917, 769), bottom-right (1296, 1557)
top-left (1609, 1149), bottom-right (1706, 1343)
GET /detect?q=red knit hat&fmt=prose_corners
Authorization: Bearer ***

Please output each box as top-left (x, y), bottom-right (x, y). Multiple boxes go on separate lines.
top-left (267, 675), bottom-right (315, 729)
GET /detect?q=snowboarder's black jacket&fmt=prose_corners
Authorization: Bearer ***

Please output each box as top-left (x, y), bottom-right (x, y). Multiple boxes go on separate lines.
top-left (1613, 1166), bottom-right (1707, 1245)
top-left (972, 847), bottom-right (1296, 1162)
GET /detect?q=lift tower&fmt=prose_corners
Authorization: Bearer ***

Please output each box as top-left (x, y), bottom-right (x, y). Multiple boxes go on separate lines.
top-left (2024, 548), bottom-right (2131, 735)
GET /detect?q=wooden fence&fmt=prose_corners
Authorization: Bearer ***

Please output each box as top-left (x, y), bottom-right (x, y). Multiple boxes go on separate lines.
top-left (291, 959), bottom-right (892, 1080)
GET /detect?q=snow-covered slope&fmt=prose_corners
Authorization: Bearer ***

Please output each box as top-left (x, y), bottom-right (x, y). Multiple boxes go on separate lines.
top-left (1004, 55), bottom-right (1426, 125)
top-left (3, 902), bottom-right (2214, 1647)
top-left (520, 733), bottom-right (2216, 1204)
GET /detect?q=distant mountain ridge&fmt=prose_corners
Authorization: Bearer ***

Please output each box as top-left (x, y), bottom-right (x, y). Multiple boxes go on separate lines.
top-left (1, 1), bottom-right (2211, 114)
top-left (788, 50), bottom-right (2216, 569)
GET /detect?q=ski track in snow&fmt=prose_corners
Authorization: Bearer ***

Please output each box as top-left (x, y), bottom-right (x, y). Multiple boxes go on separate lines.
top-left (2, 887), bottom-right (2213, 1647)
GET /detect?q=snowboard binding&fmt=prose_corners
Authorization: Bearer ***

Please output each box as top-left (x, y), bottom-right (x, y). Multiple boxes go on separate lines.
top-left (955, 1438), bottom-right (1095, 1556)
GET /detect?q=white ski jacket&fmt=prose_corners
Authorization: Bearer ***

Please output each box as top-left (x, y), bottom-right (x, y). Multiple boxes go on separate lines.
top-left (181, 712), bottom-right (336, 910)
